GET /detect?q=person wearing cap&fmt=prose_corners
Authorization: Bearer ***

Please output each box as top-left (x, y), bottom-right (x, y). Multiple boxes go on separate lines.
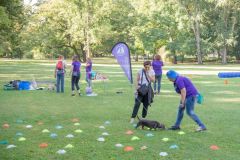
top-left (130, 61), bottom-right (155, 123)
top-left (166, 70), bottom-right (206, 132)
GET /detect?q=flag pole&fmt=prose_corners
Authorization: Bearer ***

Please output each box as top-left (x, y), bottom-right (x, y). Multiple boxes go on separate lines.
top-left (125, 42), bottom-right (133, 85)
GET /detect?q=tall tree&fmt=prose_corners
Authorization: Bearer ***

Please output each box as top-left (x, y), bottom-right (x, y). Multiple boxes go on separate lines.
top-left (0, 0), bottom-right (25, 58)
top-left (214, 0), bottom-right (239, 64)
top-left (176, 0), bottom-right (209, 64)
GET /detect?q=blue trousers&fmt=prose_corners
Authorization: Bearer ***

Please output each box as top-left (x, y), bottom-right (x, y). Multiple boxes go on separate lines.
top-left (174, 96), bottom-right (206, 128)
top-left (56, 72), bottom-right (64, 93)
top-left (86, 72), bottom-right (92, 87)
top-left (154, 74), bottom-right (162, 93)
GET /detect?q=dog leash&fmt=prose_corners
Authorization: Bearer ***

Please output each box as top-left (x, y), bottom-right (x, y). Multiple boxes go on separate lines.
top-left (136, 105), bottom-right (150, 120)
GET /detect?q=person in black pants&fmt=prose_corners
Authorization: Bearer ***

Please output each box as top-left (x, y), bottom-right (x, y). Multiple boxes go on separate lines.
top-left (130, 61), bottom-right (155, 123)
top-left (70, 55), bottom-right (81, 96)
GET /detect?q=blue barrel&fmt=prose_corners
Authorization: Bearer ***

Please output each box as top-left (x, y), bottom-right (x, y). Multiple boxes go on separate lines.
top-left (218, 72), bottom-right (240, 78)
top-left (18, 81), bottom-right (31, 90)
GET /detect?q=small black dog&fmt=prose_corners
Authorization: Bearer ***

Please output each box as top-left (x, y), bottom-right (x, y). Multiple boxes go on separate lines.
top-left (135, 117), bottom-right (165, 130)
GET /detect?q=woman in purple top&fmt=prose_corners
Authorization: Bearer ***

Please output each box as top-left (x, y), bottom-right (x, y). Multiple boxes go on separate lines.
top-left (152, 54), bottom-right (164, 94)
top-left (70, 55), bottom-right (81, 96)
top-left (86, 57), bottom-right (92, 87)
top-left (166, 70), bottom-right (206, 132)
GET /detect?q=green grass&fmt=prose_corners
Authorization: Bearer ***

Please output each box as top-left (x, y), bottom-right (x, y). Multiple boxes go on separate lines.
top-left (0, 59), bottom-right (240, 160)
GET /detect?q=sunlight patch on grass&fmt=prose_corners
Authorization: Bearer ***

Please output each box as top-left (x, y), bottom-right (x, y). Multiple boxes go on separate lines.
top-left (161, 94), bottom-right (178, 98)
top-left (98, 71), bottom-right (126, 74)
top-left (211, 91), bottom-right (238, 95)
top-left (214, 98), bottom-right (240, 103)
top-left (194, 81), bottom-right (216, 84)
top-left (39, 63), bottom-right (55, 66)
top-left (0, 74), bottom-right (22, 78)
top-left (34, 76), bottom-right (55, 79)
top-left (161, 89), bottom-right (175, 93)
top-left (204, 84), bottom-right (223, 87)
top-left (183, 75), bottom-right (204, 79)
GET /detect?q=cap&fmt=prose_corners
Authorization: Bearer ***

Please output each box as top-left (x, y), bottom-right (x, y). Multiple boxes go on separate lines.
top-left (166, 70), bottom-right (179, 80)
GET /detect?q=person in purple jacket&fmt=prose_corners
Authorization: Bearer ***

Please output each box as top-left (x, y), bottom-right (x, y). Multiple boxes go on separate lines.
top-left (86, 57), bottom-right (92, 87)
top-left (70, 55), bottom-right (81, 96)
top-left (166, 70), bottom-right (206, 132)
top-left (152, 54), bottom-right (164, 94)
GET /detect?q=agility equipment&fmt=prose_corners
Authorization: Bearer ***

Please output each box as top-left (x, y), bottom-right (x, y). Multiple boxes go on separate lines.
top-left (218, 72), bottom-right (240, 78)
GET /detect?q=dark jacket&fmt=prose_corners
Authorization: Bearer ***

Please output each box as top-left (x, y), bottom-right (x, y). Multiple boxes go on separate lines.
top-left (147, 84), bottom-right (154, 105)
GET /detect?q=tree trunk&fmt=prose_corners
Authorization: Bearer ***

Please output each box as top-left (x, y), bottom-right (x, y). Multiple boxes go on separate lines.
top-left (194, 19), bottom-right (203, 64)
top-left (72, 45), bottom-right (80, 60)
top-left (182, 1), bottom-right (203, 64)
top-left (217, 50), bottom-right (221, 59)
top-left (134, 53), bottom-right (138, 62)
top-left (181, 55), bottom-right (184, 63)
top-left (173, 55), bottom-right (177, 64)
top-left (221, 6), bottom-right (228, 64)
top-left (222, 45), bottom-right (227, 64)
top-left (172, 50), bottom-right (177, 64)
top-left (85, 0), bottom-right (91, 58)
top-left (80, 43), bottom-right (86, 62)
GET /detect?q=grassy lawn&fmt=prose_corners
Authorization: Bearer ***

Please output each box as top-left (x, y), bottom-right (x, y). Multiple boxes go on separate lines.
top-left (0, 59), bottom-right (240, 160)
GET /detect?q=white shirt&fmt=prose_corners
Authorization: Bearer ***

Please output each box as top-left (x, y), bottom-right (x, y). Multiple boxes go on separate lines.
top-left (138, 69), bottom-right (155, 86)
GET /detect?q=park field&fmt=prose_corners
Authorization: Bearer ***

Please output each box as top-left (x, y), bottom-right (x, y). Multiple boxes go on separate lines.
top-left (0, 59), bottom-right (240, 160)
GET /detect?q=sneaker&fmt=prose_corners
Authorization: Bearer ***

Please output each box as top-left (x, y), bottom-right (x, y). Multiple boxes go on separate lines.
top-left (71, 94), bottom-right (75, 96)
top-left (168, 126), bottom-right (181, 130)
top-left (196, 127), bottom-right (207, 132)
top-left (79, 93), bottom-right (82, 96)
top-left (130, 118), bottom-right (135, 124)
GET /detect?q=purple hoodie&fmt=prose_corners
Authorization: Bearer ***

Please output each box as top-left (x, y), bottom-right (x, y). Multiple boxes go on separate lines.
top-left (174, 76), bottom-right (198, 98)
top-left (152, 60), bottom-right (163, 75)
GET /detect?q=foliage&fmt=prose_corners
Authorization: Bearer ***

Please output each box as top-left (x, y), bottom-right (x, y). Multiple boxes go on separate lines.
top-left (0, 0), bottom-right (25, 58)
top-left (1, 0), bottom-right (240, 64)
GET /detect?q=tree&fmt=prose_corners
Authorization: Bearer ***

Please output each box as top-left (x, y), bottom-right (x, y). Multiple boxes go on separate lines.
top-left (213, 0), bottom-right (239, 64)
top-left (176, 0), bottom-right (209, 64)
top-left (21, 0), bottom-right (88, 60)
top-left (0, 0), bottom-right (25, 58)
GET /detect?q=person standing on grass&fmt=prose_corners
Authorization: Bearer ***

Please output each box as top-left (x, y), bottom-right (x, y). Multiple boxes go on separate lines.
top-left (152, 54), bottom-right (164, 95)
top-left (130, 61), bottom-right (155, 123)
top-left (166, 70), bottom-right (207, 132)
top-left (70, 55), bottom-right (81, 96)
top-left (54, 55), bottom-right (66, 93)
top-left (86, 57), bottom-right (92, 87)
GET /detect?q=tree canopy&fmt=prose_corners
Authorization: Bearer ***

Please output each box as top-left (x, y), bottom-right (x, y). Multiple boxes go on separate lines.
top-left (0, 0), bottom-right (240, 63)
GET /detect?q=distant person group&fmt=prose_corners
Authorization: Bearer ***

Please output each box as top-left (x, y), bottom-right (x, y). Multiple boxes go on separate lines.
top-left (54, 55), bottom-right (92, 96)
top-left (54, 54), bottom-right (206, 132)
top-left (130, 54), bottom-right (206, 132)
